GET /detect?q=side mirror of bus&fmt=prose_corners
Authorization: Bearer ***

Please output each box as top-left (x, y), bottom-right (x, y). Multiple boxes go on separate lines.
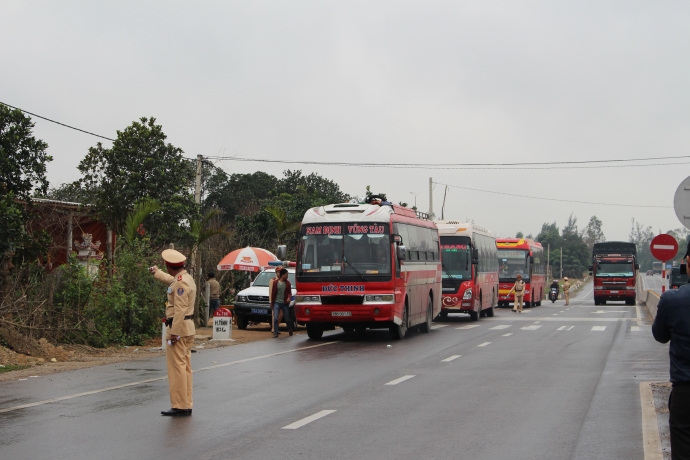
top-left (276, 245), bottom-right (287, 260)
top-left (471, 248), bottom-right (479, 265)
top-left (635, 264), bottom-right (640, 270)
top-left (397, 245), bottom-right (407, 261)
top-left (588, 265), bottom-right (592, 272)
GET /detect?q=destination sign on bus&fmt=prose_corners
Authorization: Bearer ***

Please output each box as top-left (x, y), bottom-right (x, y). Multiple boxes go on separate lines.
top-left (346, 224), bottom-right (386, 234)
top-left (499, 250), bottom-right (527, 258)
top-left (305, 225), bottom-right (342, 235)
top-left (442, 244), bottom-right (468, 250)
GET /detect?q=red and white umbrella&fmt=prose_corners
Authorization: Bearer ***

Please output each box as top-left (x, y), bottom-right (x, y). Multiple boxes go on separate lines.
top-left (216, 247), bottom-right (279, 273)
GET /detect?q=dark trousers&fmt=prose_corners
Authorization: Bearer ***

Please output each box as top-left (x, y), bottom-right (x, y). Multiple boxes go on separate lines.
top-left (209, 299), bottom-right (220, 316)
top-left (670, 384), bottom-right (690, 460)
top-left (273, 302), bottom-right (292, 335)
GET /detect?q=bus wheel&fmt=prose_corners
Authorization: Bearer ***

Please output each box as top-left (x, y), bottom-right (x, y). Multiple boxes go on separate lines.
top-left (420, 297), bottom-right (433, 333)
top-left (306, 323), bottom-right (323, 340)
top-left (389, 303), bottom-right (408, 340)
top-left (536, 291), bottom-right (542, 306)
top-left (486, 295), bottom-right (495, 317)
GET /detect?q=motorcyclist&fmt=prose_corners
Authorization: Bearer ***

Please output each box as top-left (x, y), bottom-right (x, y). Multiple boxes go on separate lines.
top-left (549, 279), bottom-right (559, 301)
top-left (550, 279), bottom-right (559, 291)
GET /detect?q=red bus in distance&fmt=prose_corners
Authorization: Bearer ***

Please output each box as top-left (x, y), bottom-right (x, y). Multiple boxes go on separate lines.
top-left (436, 221), bottom-right (499, 321)
top-left (496, 238), bottom-right (546, 308)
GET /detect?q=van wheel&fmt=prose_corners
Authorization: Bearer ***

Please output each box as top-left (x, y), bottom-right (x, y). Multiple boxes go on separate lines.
top-left (236, 313), bottom-right (248, 330)
top-left (306, 323), bottom-right (323, 339)
top-left (420, 297), bottom-right (433, 333)
top-left (389, 303), bottom-right (408, 340)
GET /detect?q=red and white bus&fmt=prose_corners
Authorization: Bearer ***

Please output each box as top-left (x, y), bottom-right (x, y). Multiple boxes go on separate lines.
top-left (496, 238), bottom-right (546, 308)
top-left (436, 221), bottom-right (499, 320)
top-left (291, 202), bottom-right (441, 340)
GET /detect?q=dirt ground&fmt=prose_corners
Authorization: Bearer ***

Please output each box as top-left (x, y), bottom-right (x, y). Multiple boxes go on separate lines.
top-left (0, 321), bottom-right (303, 382)
top-left (652, 382), bottom-right (672, 460)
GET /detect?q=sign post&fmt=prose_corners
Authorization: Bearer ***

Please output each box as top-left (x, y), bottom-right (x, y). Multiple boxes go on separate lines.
top-left (650, 234), bottom-right (679, 293)
top-left (212, 308), bottom-right (234, 341)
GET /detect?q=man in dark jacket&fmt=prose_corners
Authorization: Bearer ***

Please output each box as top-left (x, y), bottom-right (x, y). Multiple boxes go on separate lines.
top-left (269, 268), bottom-right (293, 338)
top-left (653, 250), bottom-right (690, 459)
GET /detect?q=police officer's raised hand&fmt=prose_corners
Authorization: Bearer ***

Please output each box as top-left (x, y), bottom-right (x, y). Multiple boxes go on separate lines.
top-left (149, 265), bottom-right (158, 274)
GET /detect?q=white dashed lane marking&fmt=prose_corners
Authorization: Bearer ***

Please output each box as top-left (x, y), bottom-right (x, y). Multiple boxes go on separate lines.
top-left (282, 410), bottom-right (337, 429)
top-left (431, 325), bottom-right (448, 330)
top-left (441, 355), bottom-right (461, 362)
top-left (477, 342), bottom-right (492, 347)
top-left (521, 325), bottom-right (542, 331)
top-left (502, 333), bottom-right (513, 337)
top-left (385, 375), bottom-right (416, 386)
top-left (631, 326), bottom-right (640, 332)
top-left (490, 325), bottom-right (511, 330)
top-left (591, 326), bottom-right (607, 331)
top-left (456, 325), bottom-right (481, 330)
top-left (557, 326), bottom-right (566, 331)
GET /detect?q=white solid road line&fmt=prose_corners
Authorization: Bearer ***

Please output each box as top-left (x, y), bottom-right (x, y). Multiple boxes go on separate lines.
top-left (431, 325), bottom-right (448, 329)
top-left (521, 325), bottom-right (542, 331)
top-left (489, 325), bottom-right (511, 330)
top-left (385, 375), bottom-right (416, 385)
top-left (639, 382), bottom-right (664, 460)
top-left (282, 410), bottom-right (337, 429)
top-left (631, 326), bottom-right (640, 332)
top-left (0, 341), bottom-right (340, 415)
top-left (456, 325), bottom-right (481, 329)
top-left (502, 333), bottom-right (513, 337)
top-left (441, 355), bottom-right (461, 362)
top-left (591, 326), bottom-right (607, 331)
top-left (477, 342), bottom-right (491, 347)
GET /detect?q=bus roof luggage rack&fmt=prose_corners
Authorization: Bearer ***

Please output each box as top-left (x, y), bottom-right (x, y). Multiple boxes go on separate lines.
top-left (415, 210), bottom-right (430, 220)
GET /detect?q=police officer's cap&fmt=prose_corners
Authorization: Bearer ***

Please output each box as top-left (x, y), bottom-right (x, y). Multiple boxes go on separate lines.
top-left (564, 277), bottom-right (568, 281)
top-left (162, 249), bottom-right (186, 268)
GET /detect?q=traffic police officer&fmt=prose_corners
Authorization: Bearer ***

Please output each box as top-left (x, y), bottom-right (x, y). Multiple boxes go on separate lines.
top-left (509, 274), bottom-right (526, 312)
top-left (150, 249), bottom-right (196, 416)
top-left (563, 277), bottom-right (571, 306)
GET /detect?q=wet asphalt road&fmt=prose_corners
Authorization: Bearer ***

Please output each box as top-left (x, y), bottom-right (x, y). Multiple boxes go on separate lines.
top-left (0, 283), bottom-right (671, 460)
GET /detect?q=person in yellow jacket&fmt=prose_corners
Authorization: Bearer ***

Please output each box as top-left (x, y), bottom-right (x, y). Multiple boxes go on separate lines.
top-left (509, 274), bottom-right (527, 313)
top-left (563, 277), bottom-right (571, 306)
top-left (150, 249), bottom-right (196, 416)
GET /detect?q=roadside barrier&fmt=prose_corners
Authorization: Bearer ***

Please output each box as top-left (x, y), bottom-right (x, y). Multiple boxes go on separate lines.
top-left (636, 274), bottom-right (661, 319)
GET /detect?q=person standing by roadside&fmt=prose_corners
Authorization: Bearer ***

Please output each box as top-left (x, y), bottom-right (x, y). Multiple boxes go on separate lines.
top-left (509, 274), bottom-right (526, 313)
top-left (207, 272), bottom-right (221, 318)
top-left (268, 266), bottom-right (283, 333)
top-left (149, 249), bottom-right (196, 416)
top-left (653, 249), bottom-right (690, 459)
top-left (270, 268), bottom-right (293, 338)
top-left (563, 277), bottom-right (571, 306)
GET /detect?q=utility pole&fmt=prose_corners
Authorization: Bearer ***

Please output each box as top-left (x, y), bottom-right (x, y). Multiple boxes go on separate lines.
top-left (193, 155), bottom-right (203, 325)
top-left (560, 247), bottom-right (563, 280)
top-left (547, 243), bottom-right (550, 282)
top-left (441, 185), bottom-right (448, 220)
top-left (429, 177), bottom-right (433, 220)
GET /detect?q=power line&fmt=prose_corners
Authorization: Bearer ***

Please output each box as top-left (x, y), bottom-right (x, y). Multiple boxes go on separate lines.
top-left (0, 101), bottom-right (115, 142)
top-left (207, 154), bottom-right (690, 168)
top-left (434, 181), bottom-right (672, 209)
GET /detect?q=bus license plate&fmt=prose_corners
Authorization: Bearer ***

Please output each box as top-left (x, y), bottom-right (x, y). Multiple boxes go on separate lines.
top-left (251, 308), bottom-right (269, 314)
top-left (332, 311), bottom-right (352, 317)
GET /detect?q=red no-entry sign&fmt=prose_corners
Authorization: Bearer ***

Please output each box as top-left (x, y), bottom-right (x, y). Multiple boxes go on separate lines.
top-left (650, 234), bottom-right (679, 262)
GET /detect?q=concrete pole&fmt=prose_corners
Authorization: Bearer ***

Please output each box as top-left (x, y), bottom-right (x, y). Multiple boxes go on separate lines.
top-left (547, 243), bottom-right (550, 282)
top-left (67, 211), bottom-right (74, 261)
top-left (429, 177), bottom-right (433, 220)
top-left (560, 248), bottom-right (563, 280)
top-left (193, 154), bottom-right (203, 324)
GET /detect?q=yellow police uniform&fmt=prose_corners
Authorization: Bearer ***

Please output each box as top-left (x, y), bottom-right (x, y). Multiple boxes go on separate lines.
top-left (510, 279), bottom-right (526, 312)
top-left (153, 249), bottom-right (196, 414)
top-left (563, 279), bottom-right (571, 306)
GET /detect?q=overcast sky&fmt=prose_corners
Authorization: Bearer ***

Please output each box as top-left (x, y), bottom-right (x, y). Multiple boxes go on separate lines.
top-left (3, 1), bottom-right (690, 241)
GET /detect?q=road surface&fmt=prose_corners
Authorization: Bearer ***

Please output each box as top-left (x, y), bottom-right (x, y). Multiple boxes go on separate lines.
top-left (0, 281), bottom-right (670, 459)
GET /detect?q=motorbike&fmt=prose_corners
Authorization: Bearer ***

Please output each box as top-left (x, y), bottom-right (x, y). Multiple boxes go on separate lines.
top-left (549, 288), bottom-right (559, 303)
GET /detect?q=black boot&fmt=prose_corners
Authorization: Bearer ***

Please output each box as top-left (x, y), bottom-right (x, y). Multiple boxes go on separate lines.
top-left (161, 408), bottom-right (192, 416)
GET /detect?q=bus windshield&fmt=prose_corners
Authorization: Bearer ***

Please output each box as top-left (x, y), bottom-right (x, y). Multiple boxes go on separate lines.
top-left (299, 223), bottom-right (391, 277)
top-left (498, 249), bottom-right (530, 282)
top-left (596, 262), bottom-right (634, 277)
top-left (440, 236), bottom-right (471, 282)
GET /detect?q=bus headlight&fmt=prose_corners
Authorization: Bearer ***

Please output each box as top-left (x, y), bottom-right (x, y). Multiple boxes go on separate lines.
top-left (364, 294), bottom-right (395, 304)
top-left (462, 289), bottom-right (473, 300)
top-left (295, 295), bottom-right (321, 304)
